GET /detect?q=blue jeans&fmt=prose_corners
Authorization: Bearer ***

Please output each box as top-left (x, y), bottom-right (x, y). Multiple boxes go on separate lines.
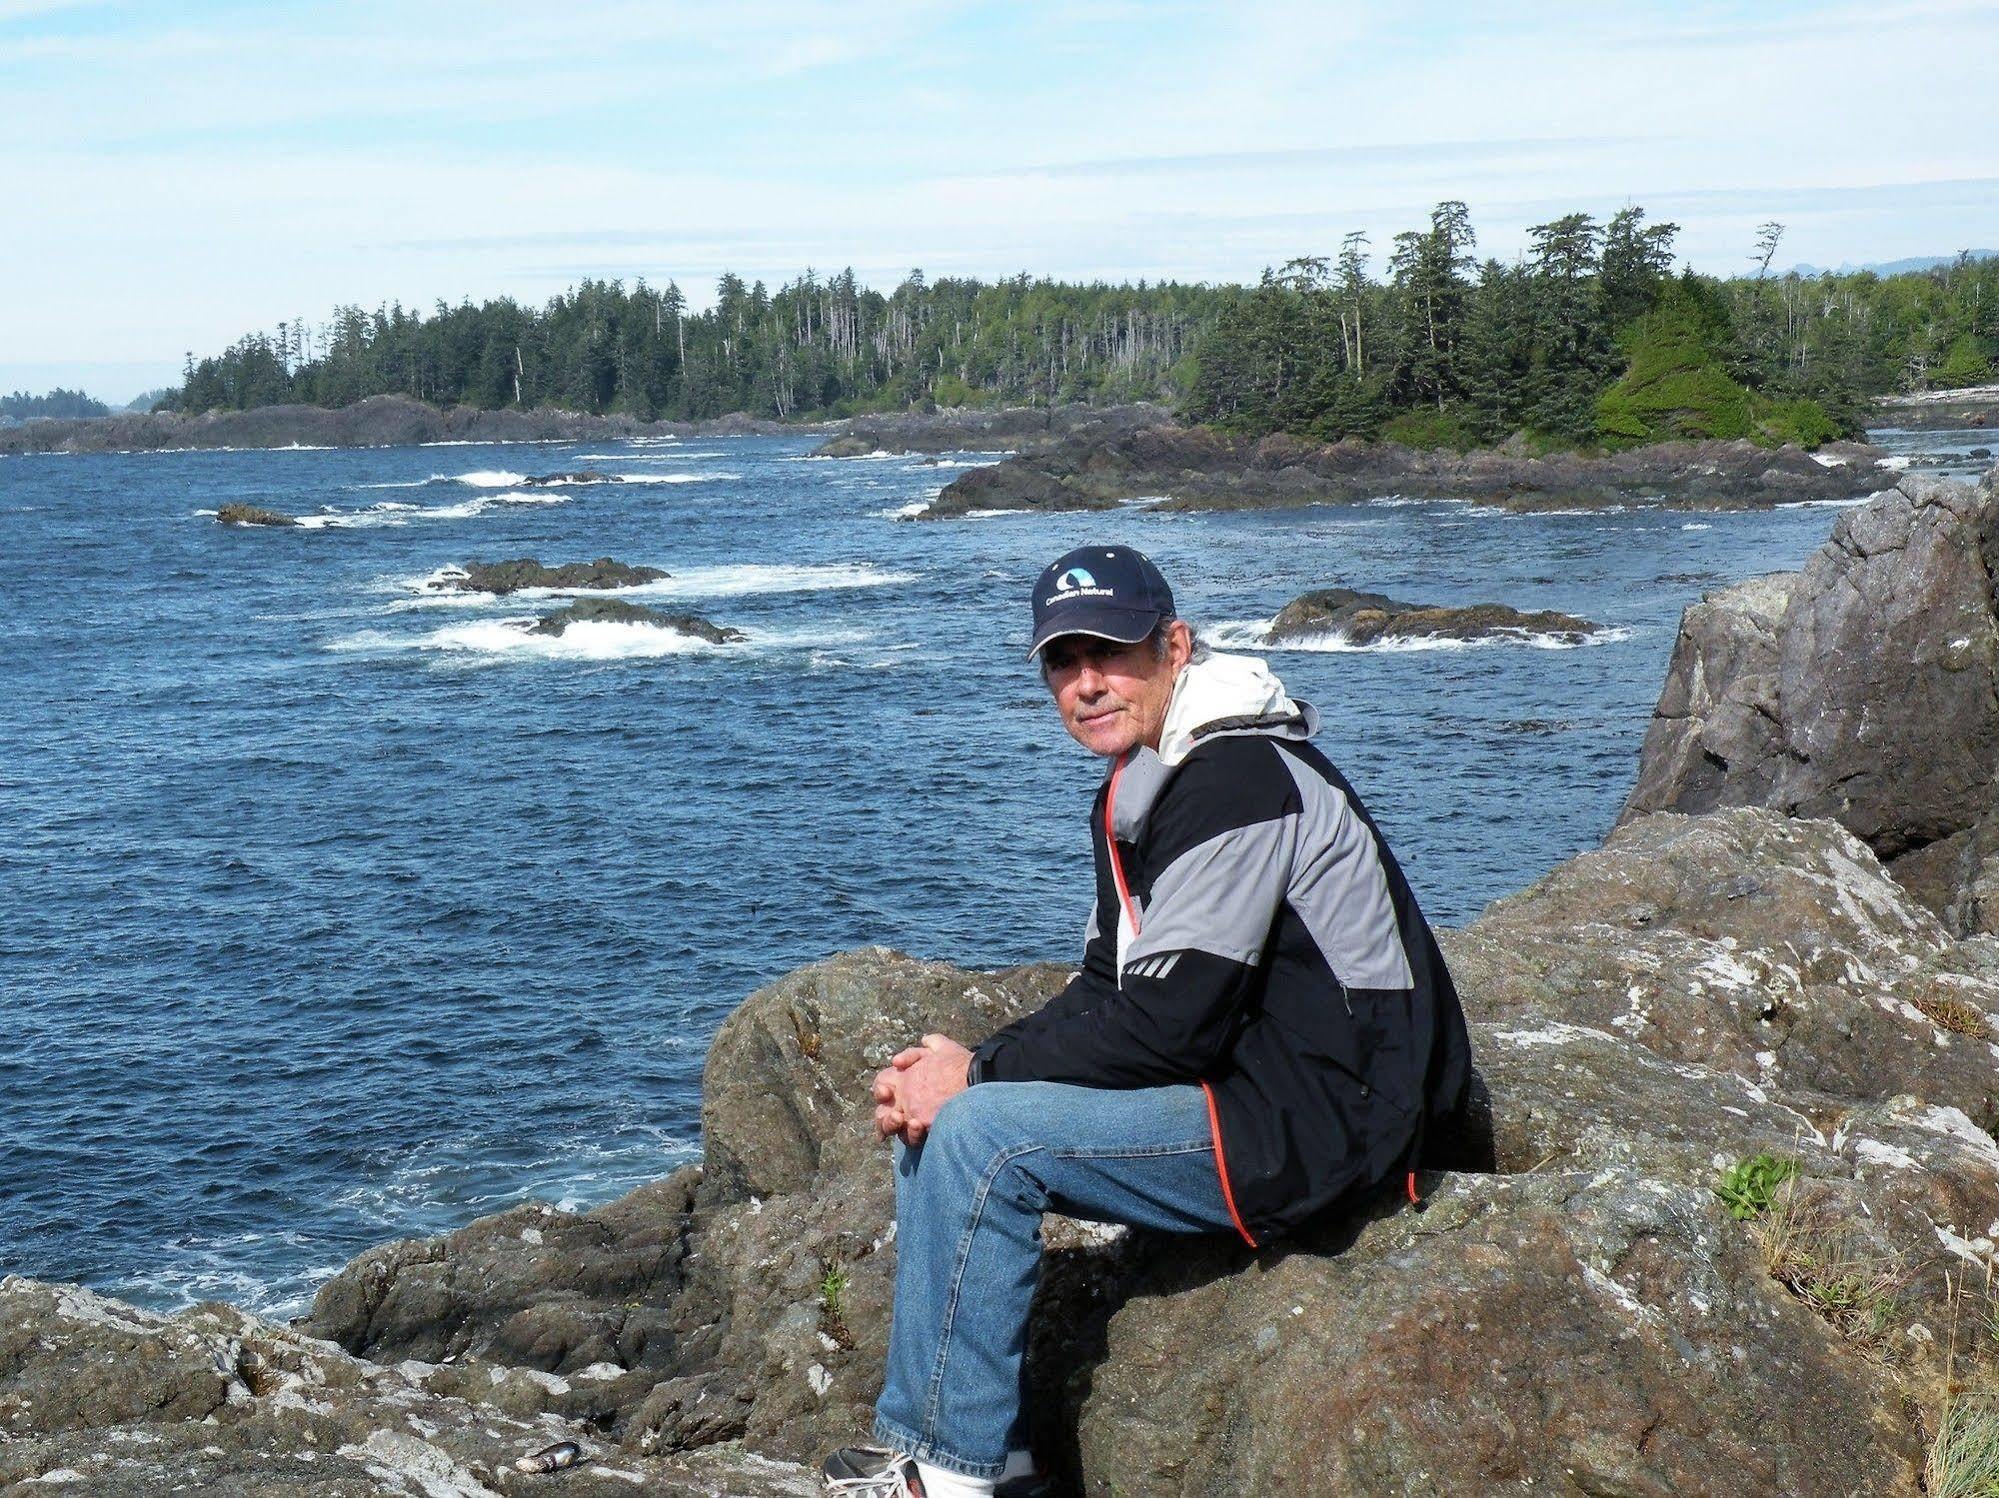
top-left (872, 1080), bottom-right (1237, 1479)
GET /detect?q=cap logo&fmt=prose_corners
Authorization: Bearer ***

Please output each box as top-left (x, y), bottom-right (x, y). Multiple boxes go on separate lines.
top-left (1055, 567), bottom-right (1098, 593)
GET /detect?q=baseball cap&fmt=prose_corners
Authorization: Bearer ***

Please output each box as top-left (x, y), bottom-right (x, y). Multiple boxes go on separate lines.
top-left (1026, 545), bottom-right (1176, 660)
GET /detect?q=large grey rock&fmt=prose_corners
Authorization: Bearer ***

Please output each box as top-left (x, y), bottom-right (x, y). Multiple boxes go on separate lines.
top-left (526, 598), bottom-right (745, 642)
top-left (1625, 467), bottom-right (1999, 912)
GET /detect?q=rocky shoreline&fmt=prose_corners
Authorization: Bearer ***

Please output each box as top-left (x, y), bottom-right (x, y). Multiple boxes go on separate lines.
top-left (0, 394), bottom-right (817, 456)
top-left (1872, 384), bottom-right (1999, 431)
top-left (924, 423), bottom-right (1887, 517)
top-left (0, 395), bottom-right (1166, 457)
top-left (9, 468), bottom-right (1999, 1494)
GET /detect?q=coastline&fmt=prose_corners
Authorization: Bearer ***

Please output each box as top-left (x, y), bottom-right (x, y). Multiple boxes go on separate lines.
top-left (7, 466), bottom-right (1999, 1493)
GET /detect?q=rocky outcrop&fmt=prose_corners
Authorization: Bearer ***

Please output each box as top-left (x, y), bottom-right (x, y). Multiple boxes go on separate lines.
top-left (927, 423), bottom-right (1884, 517)
top-left (1267, 587), bottom-right (1600, 646)
top-left (518, 470), bottom-right (618, 487)
top-left (1625, 467), bottom-right (1999, 926)
top-left (214, 502), bottom-right (299, 526)
top-left (11, 817), bottom-right (1999, 1493)
top-left (434, 557), bottom-right (668, 595)
top-left (527, 599), bottom-right (744, 642)
top-left (0, 394), bottom-right (811, 455)
top-left (0, 1276), bottom-right (818, 1495)
top-left (807, 402), bottom-right (1169, 458)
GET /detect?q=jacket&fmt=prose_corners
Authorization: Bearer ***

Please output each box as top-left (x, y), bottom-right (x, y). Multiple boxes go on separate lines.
top-left (968, 651), bottom-right (1472, 1245)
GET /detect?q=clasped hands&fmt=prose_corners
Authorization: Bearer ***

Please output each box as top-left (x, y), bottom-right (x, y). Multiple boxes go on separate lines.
top-left (871, 1032), bottom-right (972, 1145)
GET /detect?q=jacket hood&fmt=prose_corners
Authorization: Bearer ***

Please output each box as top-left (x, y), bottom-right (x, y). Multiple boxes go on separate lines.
top-left (1107, 653), bottom-right (1316, 844)
top-left (1156, 650), bottom-right (1314, 767)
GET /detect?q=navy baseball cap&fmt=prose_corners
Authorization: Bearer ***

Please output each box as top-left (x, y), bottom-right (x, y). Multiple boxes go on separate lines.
top-left (1026, 545), bottom-right (1176, 660)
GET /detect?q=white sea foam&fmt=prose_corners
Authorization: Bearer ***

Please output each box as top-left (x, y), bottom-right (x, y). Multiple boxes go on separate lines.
top-left (450, 469), bottom-right (531, 486)
top-left (295, 491), bottom-right (568, 528)
top-left (1681, 522), bottom-right (1713, 531)
top-left (331, 618), bottom-right (871, 663)
top-left (871, 499), bottom-right (936, 520)
top-left (386, 560), bottom-right (917, 611)
top-left (1775, 493), bottom-right (1882, 509)
top-left (1208, 616), bottom-right (1631, 655)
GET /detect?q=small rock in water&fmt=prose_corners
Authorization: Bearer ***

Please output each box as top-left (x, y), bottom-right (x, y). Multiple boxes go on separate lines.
top-left (528, 597), bottom-right (745, 642)
top-left (519, 470), bottom-right (618, 487)
top-left (214, 502), bottom-right (299, 527)
top-left (514, 1439), bottom-right (582, 1473)
top-left (1268, 587), bottom-right (1599, 646)
top-left (438, 556), bottom-right (668, 595)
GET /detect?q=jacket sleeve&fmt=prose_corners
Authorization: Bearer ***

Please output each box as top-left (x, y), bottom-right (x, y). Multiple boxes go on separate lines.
top-left (969, 746), bottom-right (1296, 1089)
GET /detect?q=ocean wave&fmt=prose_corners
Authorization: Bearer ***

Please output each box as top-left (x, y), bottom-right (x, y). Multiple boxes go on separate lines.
top-left (870, 499), bottom-right (935, 520)
top-left (1776, 491), bottom-right (1889, 510)
top-left (1207, 616), bottom-right (1632, 655)
top-left (295, 491), bottom-right (568, 528)
top-left (331, 619), bottom-right (872, 663)
top-left (392, 560), bottom-right (920, 606)
top-left (1681, 522), bottom-right (1713, 530)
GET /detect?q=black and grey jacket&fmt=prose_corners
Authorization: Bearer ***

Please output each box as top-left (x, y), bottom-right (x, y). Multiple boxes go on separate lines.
top-left (969, 652), bottom-right (1472, 1246)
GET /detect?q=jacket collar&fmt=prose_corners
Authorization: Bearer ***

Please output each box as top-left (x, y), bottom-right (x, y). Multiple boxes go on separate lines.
top-left (1105, 652), bottom-right (1316, 842)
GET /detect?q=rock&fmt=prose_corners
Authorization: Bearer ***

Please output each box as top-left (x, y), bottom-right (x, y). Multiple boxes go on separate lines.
top-left (1972, 447), bottom-right (1994, 460)
top-left (812, 434), bottom-right (880, 458)
top-left (1267, 587), bottom-right (1600, 646)
top-left (435, 556), bottom-right (668, 595)
top-left (927, 423), bottom-right (1881, 518)
top-left (1624, 468), bottom-right (1999, 867)
top-left (1892, 809), bottom-right (1999, 935)
top-left (0, 1275), bottom-right (816, 1495)
top-left (519, 470), bottom-right (618, 487)
top-left (214, 502), bottom-right (298, 527)
top-left (526, 598), bottom-right (745, 642)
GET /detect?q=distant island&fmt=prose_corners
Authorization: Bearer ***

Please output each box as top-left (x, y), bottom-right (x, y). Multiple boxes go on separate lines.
top-left (7, 206), bottom-right (1995, 462)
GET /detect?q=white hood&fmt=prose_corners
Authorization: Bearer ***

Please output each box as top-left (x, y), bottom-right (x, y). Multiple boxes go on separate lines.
top-left (1155, 651), bottom-right (1304, 767)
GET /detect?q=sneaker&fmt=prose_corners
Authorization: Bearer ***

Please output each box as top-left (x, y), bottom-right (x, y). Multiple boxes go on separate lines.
top-left (822, 1446), bottom-right (924, 1496)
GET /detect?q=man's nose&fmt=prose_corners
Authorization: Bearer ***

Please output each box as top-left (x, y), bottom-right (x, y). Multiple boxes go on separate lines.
top-left (1072, 662), bottom-right (1106, 696)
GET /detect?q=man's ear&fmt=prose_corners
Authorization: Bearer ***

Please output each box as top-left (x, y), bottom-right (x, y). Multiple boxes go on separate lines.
top-left (1167, 618), bottom-right (1195, 672)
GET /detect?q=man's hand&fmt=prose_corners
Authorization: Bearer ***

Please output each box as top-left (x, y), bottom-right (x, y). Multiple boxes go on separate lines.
top-left (871, 1033), bottom-right (972, 1145)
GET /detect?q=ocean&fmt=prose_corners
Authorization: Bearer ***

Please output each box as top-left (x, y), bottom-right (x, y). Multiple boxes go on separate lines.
top-left (1, 424), bottom-right (1985, 1317)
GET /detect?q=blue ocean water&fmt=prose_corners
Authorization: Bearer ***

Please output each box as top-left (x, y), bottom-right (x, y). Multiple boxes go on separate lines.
top-left (0, 426), bottom-right (1980, 1317)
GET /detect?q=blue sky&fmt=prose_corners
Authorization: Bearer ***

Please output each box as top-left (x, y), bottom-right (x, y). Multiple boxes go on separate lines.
top-left (3, 0), bottom-right (1996, 402)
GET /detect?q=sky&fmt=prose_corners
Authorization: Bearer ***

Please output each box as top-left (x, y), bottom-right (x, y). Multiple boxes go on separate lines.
top-left (3, 0), bottom-right (1996, 403)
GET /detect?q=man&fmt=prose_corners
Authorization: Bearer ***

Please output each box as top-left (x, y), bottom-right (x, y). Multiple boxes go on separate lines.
top-left (824, 546), bottom-right (1471, 1498)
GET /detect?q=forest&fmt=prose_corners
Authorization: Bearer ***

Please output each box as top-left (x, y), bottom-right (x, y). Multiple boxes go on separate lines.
top-left (159, 205), bottom-right (1998, 451)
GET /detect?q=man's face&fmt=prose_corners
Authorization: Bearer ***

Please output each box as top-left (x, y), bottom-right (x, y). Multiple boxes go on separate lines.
top-left (1041, 621), bottom-right (1192, 757)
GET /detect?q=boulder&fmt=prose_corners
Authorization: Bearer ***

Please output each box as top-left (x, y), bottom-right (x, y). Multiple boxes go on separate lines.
top-left (527, 598), bottom-right (745, 642)
top-left (1267, 586), bottom-right (1600, 646)
top-left (214, 502), bottom-right (299, 527)
top-left (1625, 467), bottom-right (1999, 907)
top-left (435, 556), bottom-right (668, 595)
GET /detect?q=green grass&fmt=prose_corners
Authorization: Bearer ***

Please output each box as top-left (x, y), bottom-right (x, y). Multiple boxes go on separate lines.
top-left (1928, 1394), bottom-right (1999, 1497)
